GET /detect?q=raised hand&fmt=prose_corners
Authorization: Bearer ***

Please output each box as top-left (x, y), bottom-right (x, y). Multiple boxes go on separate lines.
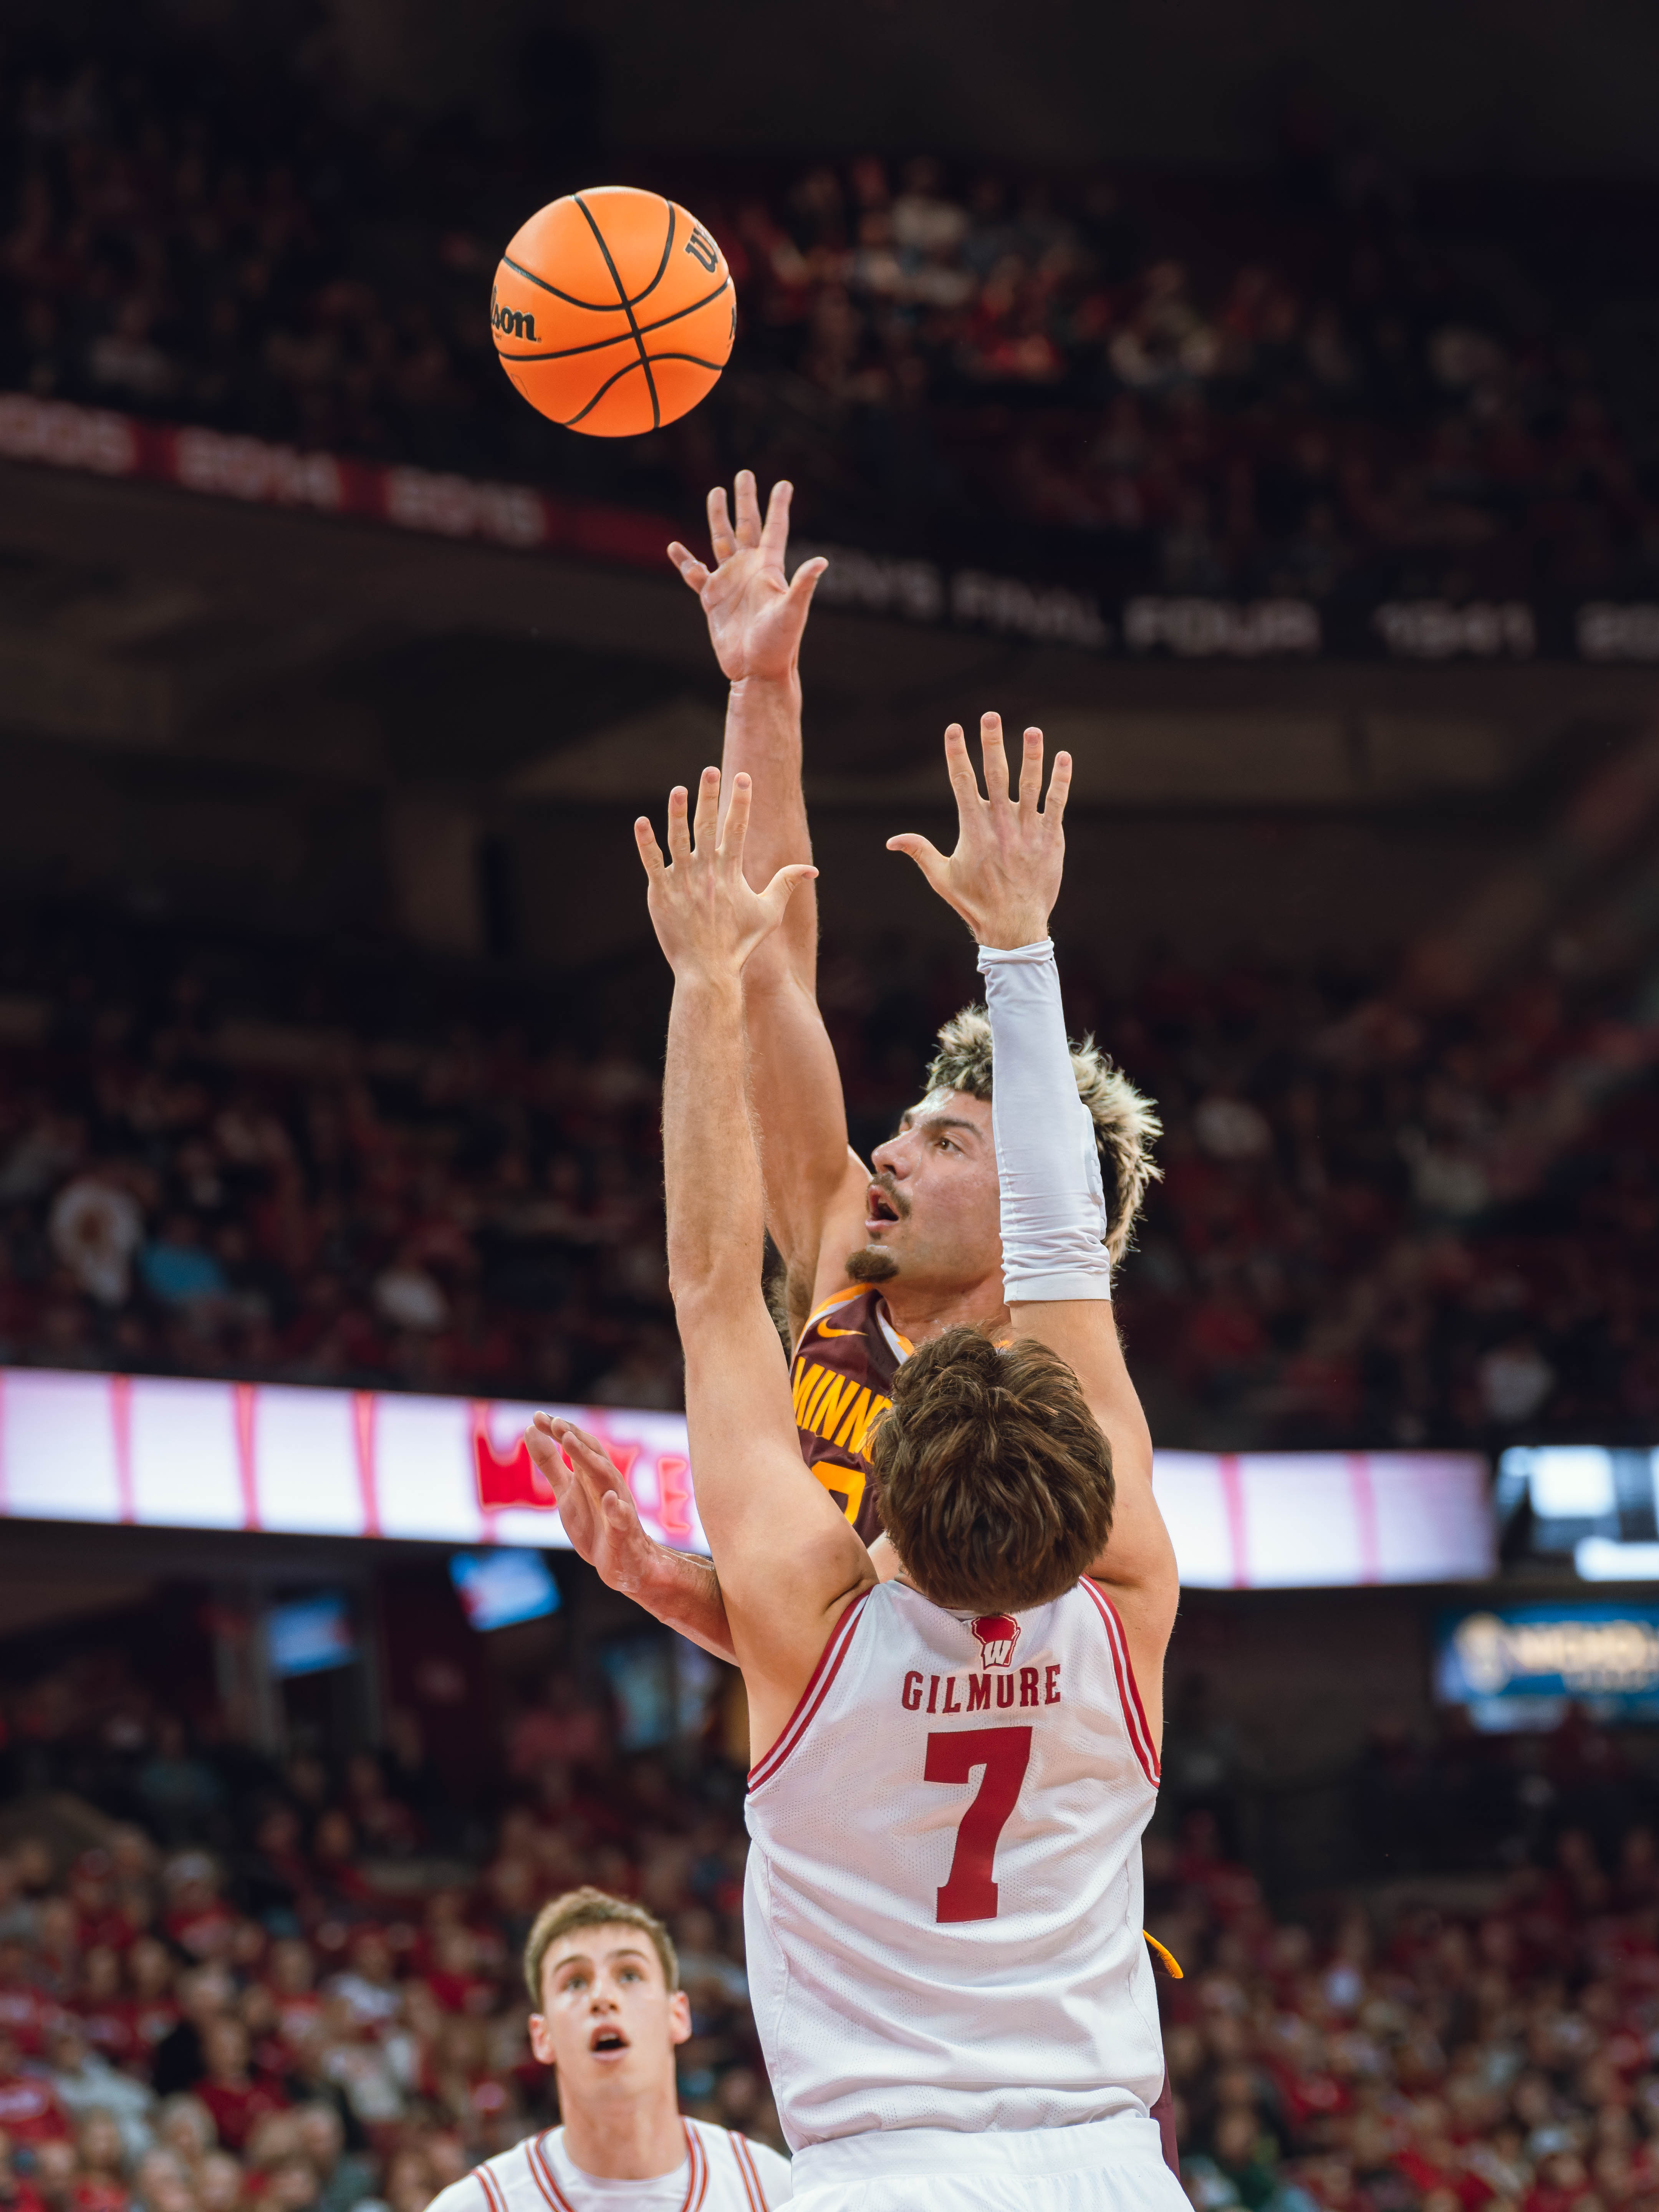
top-left (887, 714), bottom-right (1071, 950)
top-left (525, 1414), bottom-right (661, 1601)
top-left (667, 471), bottom-right (827, 685)
top-left (636, 766), bottom-right (816, 981)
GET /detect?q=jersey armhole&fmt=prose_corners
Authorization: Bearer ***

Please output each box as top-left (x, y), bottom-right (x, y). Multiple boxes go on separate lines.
top-left (747, 1587), bottom-right (873, 1792)
top-left (1081, 1579), bottom-right (1161, 1787)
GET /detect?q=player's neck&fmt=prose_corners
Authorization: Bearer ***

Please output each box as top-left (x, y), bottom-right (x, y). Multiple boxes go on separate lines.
top-left (560, 2094), bottom-right (686, 2183)
top-left (880, 1275), bottom-right (1009, 1343)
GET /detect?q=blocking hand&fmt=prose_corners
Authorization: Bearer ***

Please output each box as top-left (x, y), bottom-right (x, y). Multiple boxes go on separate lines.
top-left (524, 1414), bottom-right (662, 1602)
top-left (636, 766), bottom-right (816, 982)
top-left (667, 471), bottom-right (827, 685)
top-left (887, 714), bottom-right (1071, 949)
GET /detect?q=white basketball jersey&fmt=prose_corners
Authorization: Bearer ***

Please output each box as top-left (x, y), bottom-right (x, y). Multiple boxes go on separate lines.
top-left (743, 1577), bottom-right (1163, 2152)
top-left (429, 2121), bottom-right (791, 2212)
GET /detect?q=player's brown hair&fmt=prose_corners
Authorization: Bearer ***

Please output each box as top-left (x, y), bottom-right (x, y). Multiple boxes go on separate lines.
top-left (523, 1886), bottom-right (679, 2006)
top-left (924, 1009), bottom-right (1161, 1262)
top-left (870, 1326), bottom-right (1114, 1612)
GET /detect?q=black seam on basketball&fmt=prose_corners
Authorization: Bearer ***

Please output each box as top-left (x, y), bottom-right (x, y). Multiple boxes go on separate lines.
top-left (497, 270), bottom-right (727, 359)
top-left (500, 255), bottom-right (623, 313)
top-left (560, 354), bottom-right (644, 427)
top-left (641, 352), bottom-right (727, 369)
top-left (575, 193), bottom-right (659, 432)
top-left (626, 201), bottom-right (677, 310)
top-left (636, 276), bottom-right (732, 339)
top-left (496, 328), bottom-right (638, 363)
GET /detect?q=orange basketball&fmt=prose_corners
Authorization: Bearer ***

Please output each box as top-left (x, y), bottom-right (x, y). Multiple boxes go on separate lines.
top-left (490, 186), bottom-right (735, 437)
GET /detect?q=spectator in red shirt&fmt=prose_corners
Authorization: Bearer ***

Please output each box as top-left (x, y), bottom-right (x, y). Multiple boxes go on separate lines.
top-left (0, 2038), bottom-right (68, 2145)
top-left (192, 2022), bottom-right (287, 2155)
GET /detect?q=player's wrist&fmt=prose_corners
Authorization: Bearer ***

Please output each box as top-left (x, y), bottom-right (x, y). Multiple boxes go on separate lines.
top-left (729, 667), bottom-right (801, 703)
top-left (672, 962), bottom-right (747, 999)
top-left (972, 907), bottom-right (1052, 950)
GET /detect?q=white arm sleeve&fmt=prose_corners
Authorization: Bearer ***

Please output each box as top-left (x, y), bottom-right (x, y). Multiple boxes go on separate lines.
top-left (978, 937), bottom-right (1111, 1304)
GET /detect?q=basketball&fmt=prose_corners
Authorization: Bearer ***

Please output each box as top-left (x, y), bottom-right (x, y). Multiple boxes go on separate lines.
top-left (489, 185), bottom-right (735, 437)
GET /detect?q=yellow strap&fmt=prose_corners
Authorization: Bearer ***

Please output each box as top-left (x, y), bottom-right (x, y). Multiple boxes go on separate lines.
top-left (1144, 1931), bottom-right (1184, 1979)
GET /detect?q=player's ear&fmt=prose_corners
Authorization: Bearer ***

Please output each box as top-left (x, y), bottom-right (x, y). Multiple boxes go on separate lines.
top-left (527, 2012), bottom-right (558, 2066)
top-left (667, 1990), bottom-right (692, 2047)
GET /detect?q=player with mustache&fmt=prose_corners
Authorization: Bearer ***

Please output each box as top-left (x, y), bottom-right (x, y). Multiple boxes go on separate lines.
top-left (541, 474), bottom-right (1161, 1642)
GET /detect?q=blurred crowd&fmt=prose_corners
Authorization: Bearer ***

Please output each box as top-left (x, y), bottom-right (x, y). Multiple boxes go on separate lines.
top-left (1155, 1809), bottom-right (1659, 2212)
top-left (0, 1670), bottom-right (780, 2212)
top-left (9, 1641), bottom-right (1659, 2212)
top-left (5, 17), bottom-right (1659, 598)
top-left (0, 895), bottom-right (1653, 1451)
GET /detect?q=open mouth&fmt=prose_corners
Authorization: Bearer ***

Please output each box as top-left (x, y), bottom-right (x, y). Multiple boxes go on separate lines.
top-left (866, 1184), bottom-right (902, 1226)
top-left (589, 2025), bottom-right (628, 2055)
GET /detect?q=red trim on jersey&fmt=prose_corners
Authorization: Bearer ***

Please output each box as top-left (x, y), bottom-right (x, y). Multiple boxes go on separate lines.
top-left (530, 2128), bottom-right (703, 2212)
top-left (747, 1588), bottom-right (873, 1790)
top-left (527, 2136), bottom-right (575, 2212)
top-left (1083, 1579), bottom-right (1160, 1786)
top-left (684, 2126), bottom-right (709, 2212)
top-left (729, 2134), bottom-right (768, 2212)
top-left (475, 2164), bottom-right (512, 2212)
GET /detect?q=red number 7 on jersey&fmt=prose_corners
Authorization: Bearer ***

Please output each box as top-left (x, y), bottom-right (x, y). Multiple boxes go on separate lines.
top-left (925, 1726), bottom-right (1032, 1923)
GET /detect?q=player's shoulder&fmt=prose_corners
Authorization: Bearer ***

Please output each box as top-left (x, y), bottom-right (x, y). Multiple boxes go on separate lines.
top-left (428, 2134), bottom-right (543, 2212)
top-left (686, 2119), bottom-right (793, 2204)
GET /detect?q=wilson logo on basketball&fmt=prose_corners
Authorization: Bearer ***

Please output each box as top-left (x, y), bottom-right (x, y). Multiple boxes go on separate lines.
top-left (490, 290), bottom-right (537, 342)
top-left (971, 1614), bottom-right (1021, 1669)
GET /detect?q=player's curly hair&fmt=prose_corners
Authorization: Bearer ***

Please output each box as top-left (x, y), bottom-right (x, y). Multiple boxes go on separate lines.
top-left (871, 1326), bottom-right (1114, 1613)
top-left (924, 1008), bottom-right (1161, 1263)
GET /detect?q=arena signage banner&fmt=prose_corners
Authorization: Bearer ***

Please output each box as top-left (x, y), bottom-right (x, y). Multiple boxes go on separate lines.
top-left (1435, 1601), bottom-right (1659, 1729)
top-left (5, 394), bottom-right (1659, 666)
top-left (0, 1366), bottom-right (1493, 1589)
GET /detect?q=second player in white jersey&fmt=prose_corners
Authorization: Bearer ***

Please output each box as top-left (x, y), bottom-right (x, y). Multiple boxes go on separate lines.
top-left (426, 1887), bottom-right (790, 2212)
top-left (745, 1575), bottom-right (1162, 2149)
top-left (434, 2119), bottom-right (790, 2212)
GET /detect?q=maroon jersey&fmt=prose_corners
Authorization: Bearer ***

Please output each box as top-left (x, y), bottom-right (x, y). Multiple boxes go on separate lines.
top-left (789, 1285), bottom-right (910, 1544)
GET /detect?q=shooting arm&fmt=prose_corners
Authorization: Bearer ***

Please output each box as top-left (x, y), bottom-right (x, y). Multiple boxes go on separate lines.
top-left (672, 475), bottom-right (863, 1322)
top-left (982, 940), bottom-right (1179, 1740)
top-left (724, 678), bottom-right (867, 1326)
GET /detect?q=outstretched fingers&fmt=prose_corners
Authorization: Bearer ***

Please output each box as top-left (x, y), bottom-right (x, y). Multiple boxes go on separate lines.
top-left (719, 770), bottom-right (753, 868)
top-left (634, 813), bottom-right (666, 879)
top-left (940, 721), bottom-right (982, 811)
top-left (733, 468), bottom-right (762, 548)
top-left (1017, 725), bottom-right (1045, 813)
top-left (665, 784), bottom-right (692, 866)
top-left (1043, 748), bottom-right (1074, 823)
top-left (759, 477), bottom-right (793, 563)
top-left (758, 860), bottom-right (819, 926)
top-left (787, 553), bottom-right (828, 609)
top-left (690, 764), bottom-right (722, 854)
top-left (544, 1418), bottom-right (632, 1522)
top-left (707, 483), bottom-right (736, 564)
top-left (666, 541), bottom-right (711, 594)
top-left (979, 710), bottom-right (1010, 801)
top-left (886, 831), bottom-right (948, 892)
top-left (546, 1416), bottom-right (624, 1488)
